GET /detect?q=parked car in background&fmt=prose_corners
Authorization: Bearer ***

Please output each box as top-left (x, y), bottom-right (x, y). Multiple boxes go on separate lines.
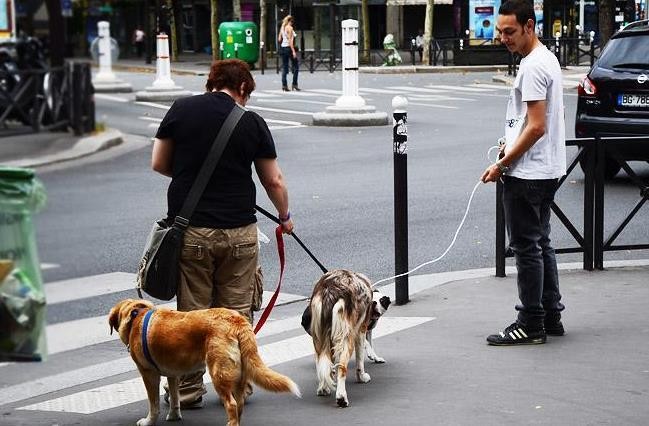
top-left (575, 19), bottom-right (649, 178)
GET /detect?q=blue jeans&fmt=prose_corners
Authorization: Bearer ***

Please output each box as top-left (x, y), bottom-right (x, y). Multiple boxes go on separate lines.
top-left (502, 176), bottom-right (564, 330)
top-left (280, 46), bottom-right (299, 88)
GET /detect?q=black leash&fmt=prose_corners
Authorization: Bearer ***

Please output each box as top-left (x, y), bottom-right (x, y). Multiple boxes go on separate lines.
top-left (255, 205), bottom-right (328, 274)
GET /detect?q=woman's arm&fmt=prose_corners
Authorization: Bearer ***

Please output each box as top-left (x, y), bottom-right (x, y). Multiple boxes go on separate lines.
top-left (151, 137), bottom-right (174, 177)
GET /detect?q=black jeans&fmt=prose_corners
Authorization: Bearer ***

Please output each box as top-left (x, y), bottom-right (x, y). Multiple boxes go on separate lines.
top-left (502, 176), bottom-right (564, 330)
top-left (280, 46), bottom-right (299, 88)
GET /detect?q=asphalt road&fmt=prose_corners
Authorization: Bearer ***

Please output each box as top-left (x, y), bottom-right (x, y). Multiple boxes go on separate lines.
top-left (34, 69), bottom-right (649, 323)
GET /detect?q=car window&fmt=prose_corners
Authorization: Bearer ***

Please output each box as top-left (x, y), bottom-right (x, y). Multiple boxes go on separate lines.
top-left (597, 35), bottom-right (649, 70)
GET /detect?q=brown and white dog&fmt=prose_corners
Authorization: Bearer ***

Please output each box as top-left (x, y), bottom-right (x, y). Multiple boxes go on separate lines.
top-left (108, 299), bottom-right (300, 426)
top-left (305, 269), bottom-right (391, 407)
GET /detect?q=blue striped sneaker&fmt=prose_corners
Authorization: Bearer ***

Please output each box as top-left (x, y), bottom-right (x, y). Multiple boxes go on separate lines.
top-left (487, 322), bottom-right (546, 346)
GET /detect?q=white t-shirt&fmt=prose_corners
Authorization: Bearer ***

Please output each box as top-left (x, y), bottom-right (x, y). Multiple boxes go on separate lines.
top-left (504, 45), bottom-right (566, 179)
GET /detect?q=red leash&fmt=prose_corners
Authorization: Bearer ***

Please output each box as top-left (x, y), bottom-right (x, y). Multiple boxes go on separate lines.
top-left (254, 225), bottom-right (285, 334)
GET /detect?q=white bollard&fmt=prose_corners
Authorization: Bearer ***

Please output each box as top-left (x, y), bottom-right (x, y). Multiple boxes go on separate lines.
top-left (94, 21), bottom-right (116, 82)
top-left (151, 33), bottom-right (177, 89)
top-left (335, 19), bottom-right (366, 109)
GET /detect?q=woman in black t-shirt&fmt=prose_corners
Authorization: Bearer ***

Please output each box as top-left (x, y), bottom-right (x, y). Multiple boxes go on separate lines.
top-left (151, 59), bottom-right (294, 408)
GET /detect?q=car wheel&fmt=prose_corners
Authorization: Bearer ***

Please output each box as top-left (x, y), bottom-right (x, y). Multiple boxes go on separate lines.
top-left (579, 156), bottom-right (622, 179)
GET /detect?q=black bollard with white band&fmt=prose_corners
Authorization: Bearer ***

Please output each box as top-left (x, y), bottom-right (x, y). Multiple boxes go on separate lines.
top-left (392, 95), bottom-right (409, 305)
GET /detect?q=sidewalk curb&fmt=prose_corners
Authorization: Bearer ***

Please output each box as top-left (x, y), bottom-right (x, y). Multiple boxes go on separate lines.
top-left (268, 259), bottom-right (649, 310)
top-left (359, 64), bottom-right (511, 74)
top-left (3, 128), bottom-right (124, 168)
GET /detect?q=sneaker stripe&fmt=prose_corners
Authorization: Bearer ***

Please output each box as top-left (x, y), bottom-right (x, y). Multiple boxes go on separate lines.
top-left (519, 328), bottom-right (528, 338)
top-left (512, 329), bottom-right (523, 339)
top-left (509, 332), bottom-right (517, 339)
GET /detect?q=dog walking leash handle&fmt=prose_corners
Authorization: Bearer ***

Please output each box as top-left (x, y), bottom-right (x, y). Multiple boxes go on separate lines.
top-left (254, 225), bottom-right (285, 334)
top-left (255, 205), bottom-right (328, 274)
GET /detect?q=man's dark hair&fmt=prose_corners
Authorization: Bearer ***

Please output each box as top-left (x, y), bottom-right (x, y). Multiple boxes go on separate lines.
top-left (499, 0), bottom-right (536, 27)
top-left (205, 59), bottom-right (255, 97)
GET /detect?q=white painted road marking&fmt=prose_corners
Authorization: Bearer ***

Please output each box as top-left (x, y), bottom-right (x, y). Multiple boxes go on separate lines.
top-left (16, 316), bottom-right (434, 413)
top-left (94, 94), bottom-right (129, 103)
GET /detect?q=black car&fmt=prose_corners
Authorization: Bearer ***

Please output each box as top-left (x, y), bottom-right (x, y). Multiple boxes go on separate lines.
top-left (575, 19), bottom-right (649, 178)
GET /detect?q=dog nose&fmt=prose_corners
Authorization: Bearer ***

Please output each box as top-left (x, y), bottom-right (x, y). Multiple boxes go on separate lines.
top-left (380, 296), bottom-right (391, 309)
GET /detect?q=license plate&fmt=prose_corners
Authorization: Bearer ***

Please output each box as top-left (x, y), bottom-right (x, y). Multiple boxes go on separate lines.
top-left (617, 94), bottom-right (649, 107)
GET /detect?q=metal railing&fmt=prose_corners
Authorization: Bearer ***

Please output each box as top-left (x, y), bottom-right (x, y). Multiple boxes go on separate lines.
top-left (0, 61), bottom-right (94, 136)
top-left (496, 136), bottom-right (649, 276)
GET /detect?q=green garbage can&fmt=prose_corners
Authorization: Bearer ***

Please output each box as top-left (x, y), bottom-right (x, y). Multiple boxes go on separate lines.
top-left (0, 166), bottom-right (48, 361)
top-left (219, 21), bottom-right (259, 65)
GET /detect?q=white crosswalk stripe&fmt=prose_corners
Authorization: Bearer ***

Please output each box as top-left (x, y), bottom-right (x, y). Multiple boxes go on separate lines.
top-left (0, 270), bottom-right (434, 417)
top-left (15, 317), bottom-right (433, 413)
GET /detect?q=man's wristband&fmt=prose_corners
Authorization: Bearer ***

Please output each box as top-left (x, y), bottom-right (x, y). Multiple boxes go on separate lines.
top-left (279, 211), bottom-right (291, 222)
top-left (496, 160), bottom-right (510, 174)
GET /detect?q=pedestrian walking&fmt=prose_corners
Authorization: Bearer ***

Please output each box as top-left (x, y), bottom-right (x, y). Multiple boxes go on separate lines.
top-left (151, 59), bottom-right (294, 407)
top-left (278, 15), bottom-right (300, 91)
top-left (415, 29), bottom-right (424, 63)
top-left (480, 0), bottom-right (566, 346)
top-left (132, 26), bottom-right (145, 58)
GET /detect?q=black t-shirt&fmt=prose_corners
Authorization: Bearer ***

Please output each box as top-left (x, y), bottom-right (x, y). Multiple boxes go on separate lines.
top-left (155, 92), bottom-right (277, 228)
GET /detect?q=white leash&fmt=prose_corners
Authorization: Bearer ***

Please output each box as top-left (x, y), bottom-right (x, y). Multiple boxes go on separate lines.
top-left (372, 144), bottom-right (502, 287)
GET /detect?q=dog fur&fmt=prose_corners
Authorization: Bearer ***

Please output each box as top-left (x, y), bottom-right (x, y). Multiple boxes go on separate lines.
top-left (108, 299), bottom-right (300, 426)
top-left (307, 269), bottom-right (391, 407)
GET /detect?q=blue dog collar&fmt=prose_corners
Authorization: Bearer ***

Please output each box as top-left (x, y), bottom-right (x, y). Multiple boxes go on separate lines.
top-left (141, 309), bottom-right (161, 372)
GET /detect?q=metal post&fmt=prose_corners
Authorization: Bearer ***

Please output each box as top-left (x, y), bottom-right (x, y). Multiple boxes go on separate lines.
top-left (260, 41), bottom-right (265, 75)
top-left (582, 142), bottom-right (595, 270)
top-left (392, 95), bottom-right (409, 305)
top-left (72, 62), bottom-right (83, 136)
top-left (496, 179), bottom-right (506, 277)
top-left (410, 38), bottom-right (416, 66)
top-left (555, 31), bottom-right (561, 63)
top-left (589, 31), bottom-right (595, 67)
top-left (594, 135), bottom-right (605, 269)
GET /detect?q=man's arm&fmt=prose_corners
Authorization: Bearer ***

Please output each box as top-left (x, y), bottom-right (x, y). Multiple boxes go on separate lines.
top-left (254, 158), bottom-right (293, 233)
top-left (481, 100), bottom-right (546, 183)
top-left (151, 137), bottom-right (174, 177)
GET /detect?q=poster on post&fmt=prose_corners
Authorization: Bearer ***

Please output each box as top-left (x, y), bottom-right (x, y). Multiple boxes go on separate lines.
top-left (469, 0), bottom-right (501, 46)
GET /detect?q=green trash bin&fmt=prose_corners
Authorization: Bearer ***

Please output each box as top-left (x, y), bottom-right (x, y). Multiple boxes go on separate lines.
top-left (219, 21), bottom-right (260, 65)
top-left (0, 166), bottom-right (48, 362)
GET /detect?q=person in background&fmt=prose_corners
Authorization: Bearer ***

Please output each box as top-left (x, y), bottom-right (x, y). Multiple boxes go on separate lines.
top-left (133, 26), bottom-right (145, 58)
top-left (278, 15), bottom-right (300, 91)
top-left (415, 29), bottom-right (424, 63)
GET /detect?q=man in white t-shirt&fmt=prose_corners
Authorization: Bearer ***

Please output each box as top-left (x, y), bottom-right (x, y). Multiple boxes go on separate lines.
top-left (481, 0), bottom-right (566, 346)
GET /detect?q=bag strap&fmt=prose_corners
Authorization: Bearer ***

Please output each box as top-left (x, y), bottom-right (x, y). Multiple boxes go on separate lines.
top-left (174, 103), bottom-right (246, 229)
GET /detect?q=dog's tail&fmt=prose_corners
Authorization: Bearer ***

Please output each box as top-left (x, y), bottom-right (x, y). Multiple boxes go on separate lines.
top-left (238, 326), bottom-right (301, 398)
top-left (331, 298), bottom-right (353, 366)
top-left (311, 295), bottom-right (335, 391)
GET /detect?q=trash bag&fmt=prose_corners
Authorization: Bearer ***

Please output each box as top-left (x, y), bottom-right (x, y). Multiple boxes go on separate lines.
top-left (0, 262), bottom-right (47, 361)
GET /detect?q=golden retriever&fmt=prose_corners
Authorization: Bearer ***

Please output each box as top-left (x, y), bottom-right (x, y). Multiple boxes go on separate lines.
top-left (108, 299), bottom-right (300, 426)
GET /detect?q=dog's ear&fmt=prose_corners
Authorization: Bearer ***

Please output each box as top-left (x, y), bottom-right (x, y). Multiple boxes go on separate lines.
top-left (108, 304), bottom-right (121, 335)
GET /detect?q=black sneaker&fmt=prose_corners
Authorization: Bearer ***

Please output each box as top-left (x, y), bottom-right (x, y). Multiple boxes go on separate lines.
top-left (544, 319), bottom-right (565, 336)
top-left (487, 322), bottom-right (546, 346)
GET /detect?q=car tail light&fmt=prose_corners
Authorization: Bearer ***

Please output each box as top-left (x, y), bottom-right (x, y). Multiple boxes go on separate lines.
top-left (578, 76), bottom-right (597, 96)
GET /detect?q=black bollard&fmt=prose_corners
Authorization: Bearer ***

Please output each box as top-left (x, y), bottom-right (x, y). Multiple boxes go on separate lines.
top-left (392, 96), bottom-right (409, 305)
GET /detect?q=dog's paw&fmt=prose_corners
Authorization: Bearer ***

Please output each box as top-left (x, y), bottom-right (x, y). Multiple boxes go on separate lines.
top-left (356, 371), bottom-right (371, 383)
top-left (336, 395), bottom-right (349, 408)
top-left (166, 408), bottom-right (182, 421)
top-left (136, 417), bottom-right (155, 426)
top-left (371, 355), bottom-right (386, 364)
top-left (317, 386), bottom-right (332, 396)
